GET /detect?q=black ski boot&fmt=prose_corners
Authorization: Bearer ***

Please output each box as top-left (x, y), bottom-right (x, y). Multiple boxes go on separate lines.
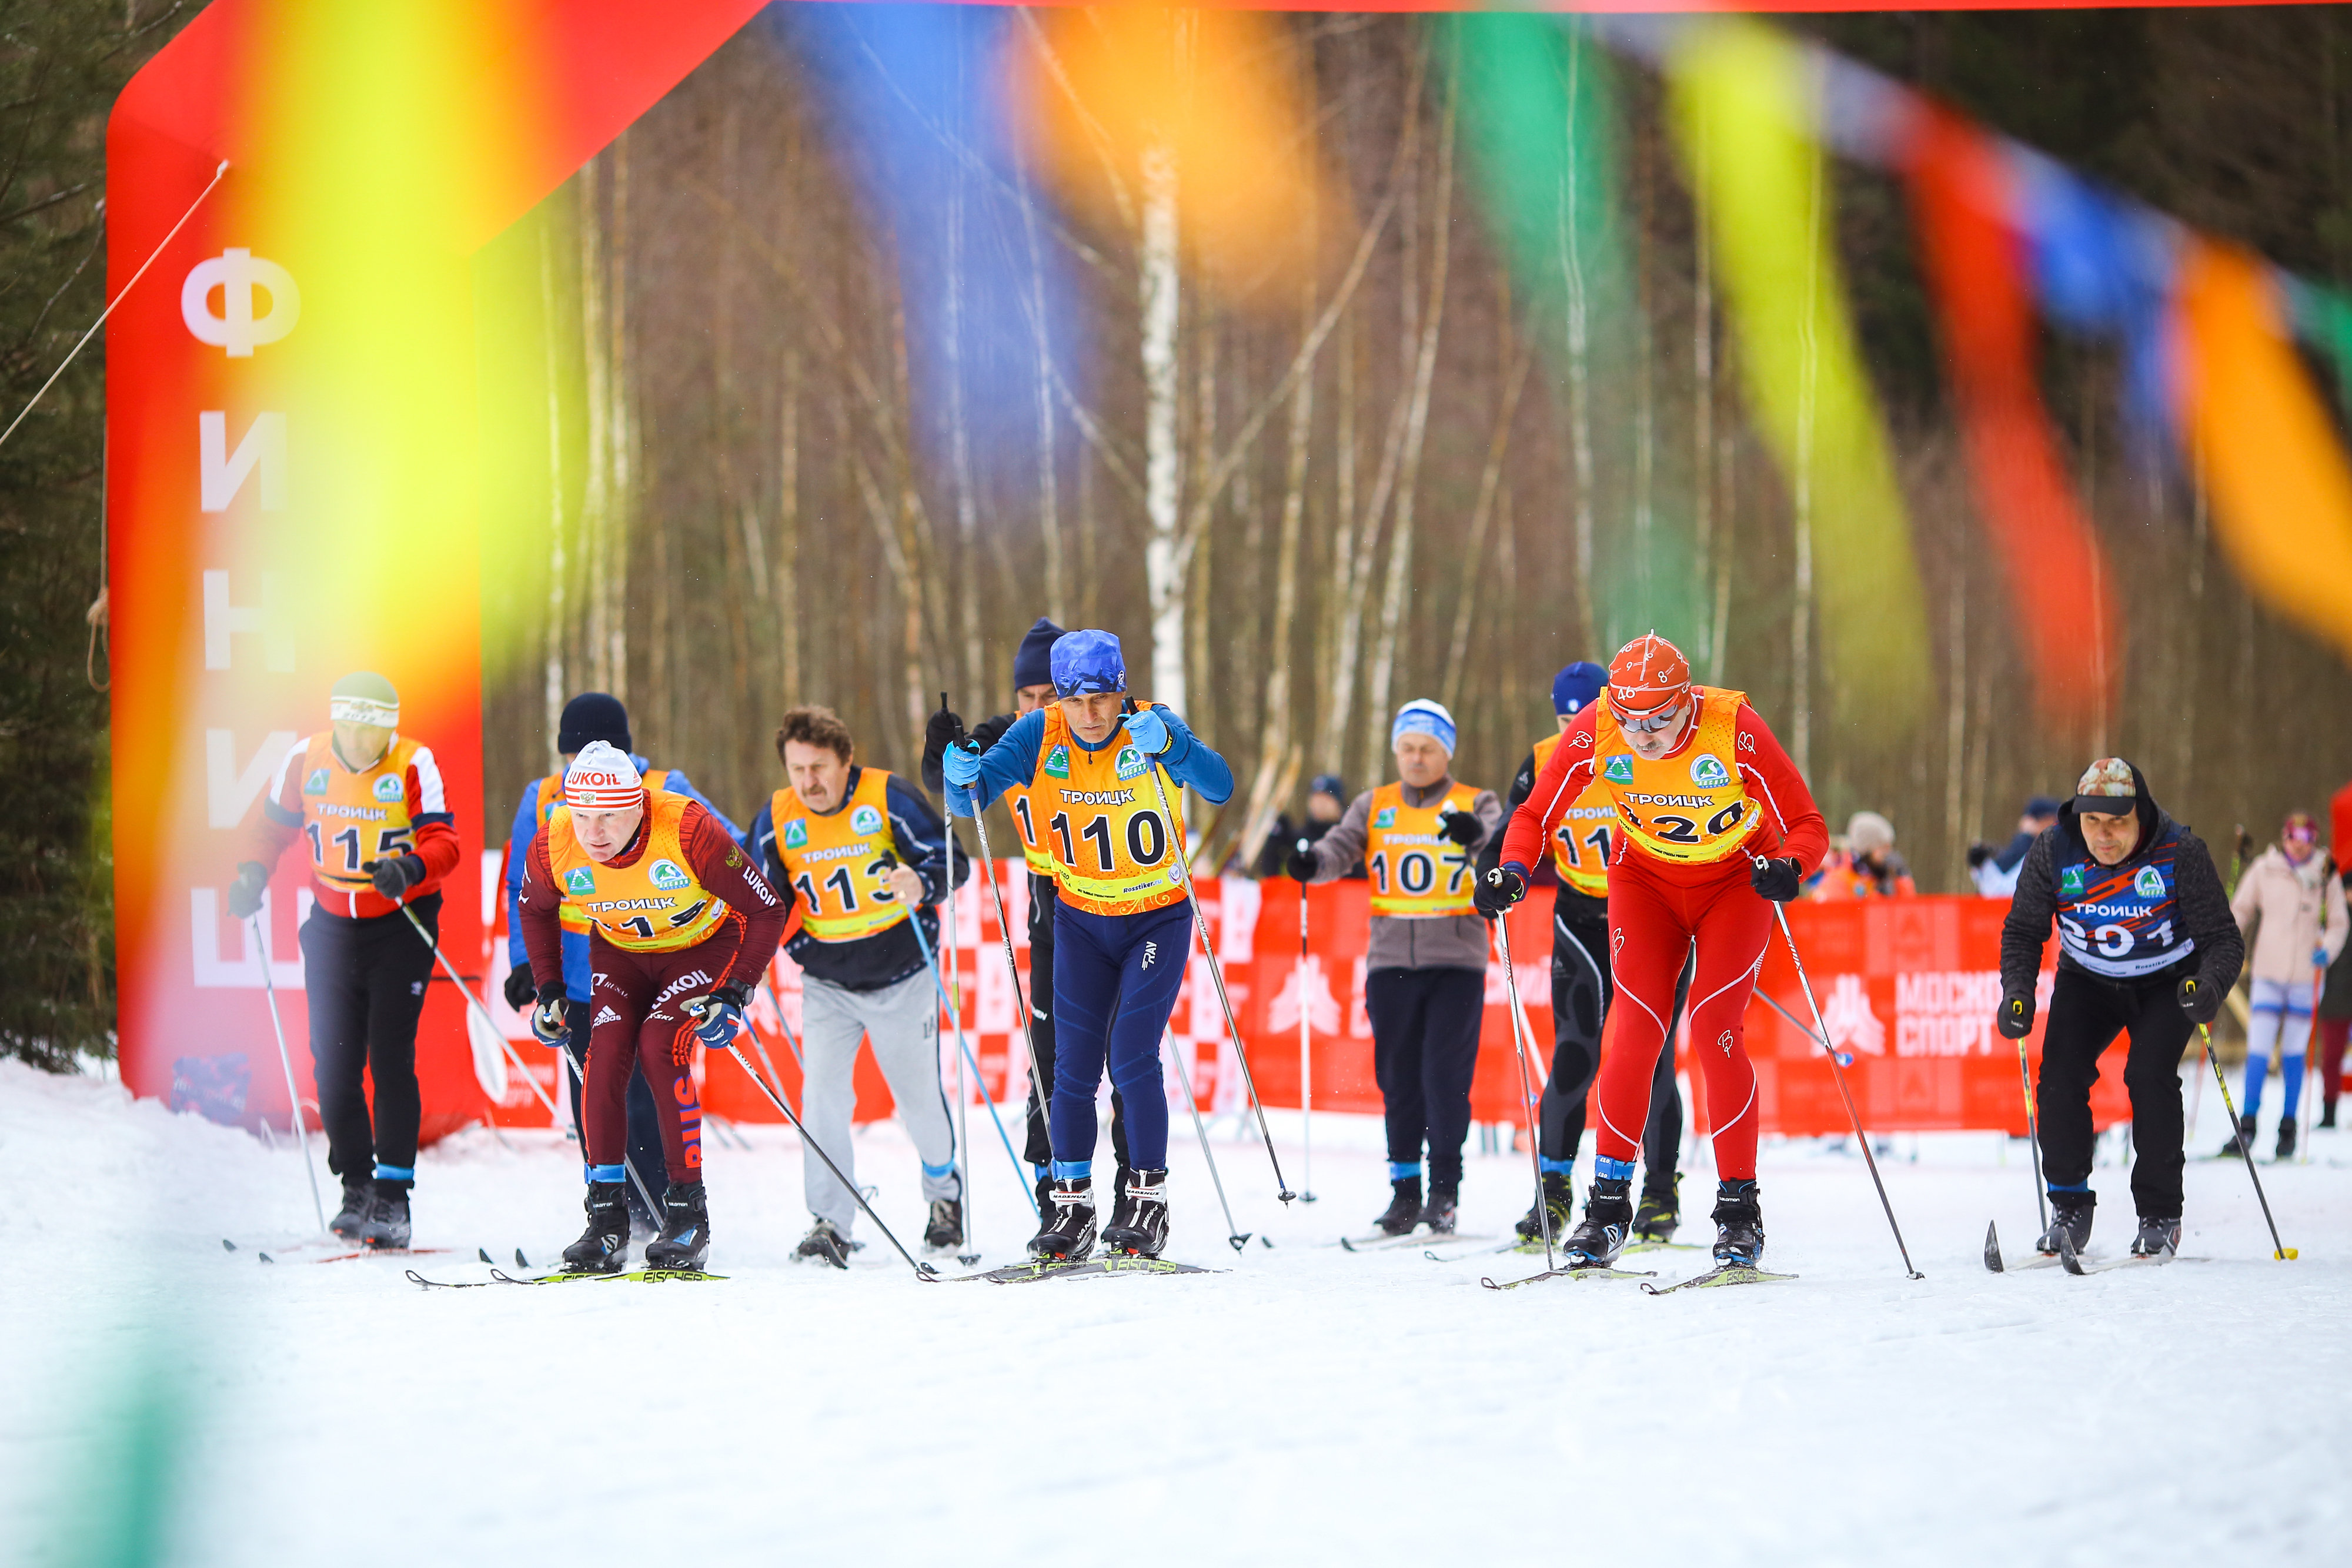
top-left (2036, 1189), bottom-right (2095, 1256)
top-left (1561, 1177), bottom-right (1633, 1266)
top-left (2130, 1215), bottom-right (2181, 1258)
top-left (794, 1219), bottom-right (853, 1267)
top-left (1030, 1177), bottom-right (1097, 1260)
top-left (1635, 1175), bottom-right (1682, 1243)
top-left (562, 1181), bottom-right (630, 1274)
top-left (1375, 1176), bottom-right (1422, 1236)
top-left (1102, 1168), bottom-right (1170, 1257)
top-left (2322, 1099), bottom-right (2338, 1130)
top-left (1419, 1179), bottom-right (1460, 1236)
top-left (644, 1182), bottom-right (710, 1271)
top-left (330, 1179), bottom-right (371, 1242)
top-left (1515, 1172), bottom-right (1575, 1243)
top-left (2218, 1114), bottom-right (2254, 1158)
top-left (1709, 1180), bottom-right (1765, 1268)
top-left (359, 1181), bottom-right (412, 1249)
top-left (2276, 1117), bottom-right (2297, 1161)
top-left (924, 1197), bottom-right (964, 1253)
top-left (1034, 1171), bottom-right (1053, 1223)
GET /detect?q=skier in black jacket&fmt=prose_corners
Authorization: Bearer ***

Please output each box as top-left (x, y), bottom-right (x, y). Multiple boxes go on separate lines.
top-left (1998, 758), bottom-right (2242, 1259)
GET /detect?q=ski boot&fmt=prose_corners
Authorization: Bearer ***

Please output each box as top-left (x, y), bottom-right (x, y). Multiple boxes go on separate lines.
top-left (644, 1182), bottom-right (710, 1271)
top-left (1634, 1175), bottom-right (1682, 1243)
top-left (2322, 1099), bottom-right (2338, 1131)
top-left (329, 1178), bottom-right (371, 1242)
top-left (1419, 1179), bottom-right (1460, 1236)
top-left (2275, 1117), bottom-right (2297, 1161)
top-left (1033, 1171), bottom-right (1053, 1223)
top-left (793, 1219), bottom-right (853, 1268)
top-left (2130, 1215), bottom-right (2181, 1258)
top-left (1515, 1171), bottom-right (1575, 1243)
top-left (924, 1197), bottom-right (964, 1253)
top-left (2036, 1189), bottom-right (2094, 1256)
top-left (1560, 1177), bottom-right (1632, 1267)
top-left (1709, 1180), bottom-right (1765, 1268)
top-left (562, 1181), bottom-right (630, 1275)
top-left (2217, 1114), bottom-right (2254, 1158)
top-left (1102, 1168), bottom-right (1170, 1258)
top-left (359, 1182), bottom-right (412, 1250)
top-left (1374, 1175), bottom-right (1422, 1236)
top-left (1030, 1177), bottom-right (1097, 1260)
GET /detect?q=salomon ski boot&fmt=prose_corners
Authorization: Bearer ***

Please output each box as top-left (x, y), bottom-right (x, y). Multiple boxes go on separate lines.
top-left (330, 1179), bottom-right (371, 1242)
top-left (562, 1181), bottom-right (630, 1275)
top-left (1030, 1177), bottom-right (1097, 1260)
top-left (1561, 1176), bottom-right (1633, 1266)
top-left (358, 1182), bottom-right (412, 1250)
top-left (1515, 1172), bottom-right (1575, 1243)
top-left (1709, 1180), bottom-right (1765, 1268)
top-left (1635, 1175), bottom-right (1682, 1243)
top-left (644, 1182), bottom-right (710, 1271)
top-left (1102, 1168), bottom-right (1171, 1258)
top-left (2217, 1114), bottom-right (2254, 1159)
top-left (2276, 1117), bottom-right (2297, 1161)
top-left (924, 1197), bottom-right (964, 1253)
top-left (2130, 1215), bottom-right (2181, 1258)
top-left (793, 1219), bottom-right (853, 1268)
top-left (2036, 1189), bottom-right (2095, 1256)
top-left (1375, 1176), bottom-right (1422, 1236)
top-left (1420, 1180), bottom-right (1460, 1236)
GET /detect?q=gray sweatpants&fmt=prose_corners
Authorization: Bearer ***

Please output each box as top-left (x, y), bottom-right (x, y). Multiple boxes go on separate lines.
top-left (800, 968), bottom-right (960, 1235)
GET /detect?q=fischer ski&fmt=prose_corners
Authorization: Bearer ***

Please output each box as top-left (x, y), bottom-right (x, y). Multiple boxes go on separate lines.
top-left (1337, 1231), bottom-right (1478, 1252)
top-left (486, 1266), bottom-right (728, 1285)
top-left (953, 1256), bottom-right (1221, 1284)
top-left (1641, 1265), bottom-right (1798, 1294)
top-left (1481, 1263), bottom-right (1657, 1290)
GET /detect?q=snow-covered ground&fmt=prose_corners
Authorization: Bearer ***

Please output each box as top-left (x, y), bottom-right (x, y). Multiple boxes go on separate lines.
top-left (4, 1055), bottom-right (2347, 1567)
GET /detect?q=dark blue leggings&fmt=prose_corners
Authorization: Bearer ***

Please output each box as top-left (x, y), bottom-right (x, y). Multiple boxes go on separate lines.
top-left (1048, 900), bottom-right (1193, 1173)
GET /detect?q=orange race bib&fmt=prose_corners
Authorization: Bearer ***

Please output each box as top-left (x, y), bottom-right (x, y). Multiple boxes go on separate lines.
top-left (769, 768), bottom-right (912, 942)
top-left (1591, 686), bottom-right (1762, 867)
top-left (296, 731), bottom-right (421, 894)
top-left (547, 792), bottom-right (731, 951)
top-left (1028, 703), bottom-right (1187, 916)
top-left (1364, 780), bottom-right (1481, 917)
top-left (1532, 731), bottom-right (1615, 896)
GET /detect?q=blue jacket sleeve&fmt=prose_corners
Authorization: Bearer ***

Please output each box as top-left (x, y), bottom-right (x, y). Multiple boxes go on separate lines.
top-left (946, 708), bottom-right (1047, 817)
top-left (659, 767), bottom-right (740, 842)
top-left (504, 785), bottom-right (543, 969)
top-left (1152, 707), bottom-right (1234, 805)
top-left (883, 776), bottom-right (962, 903)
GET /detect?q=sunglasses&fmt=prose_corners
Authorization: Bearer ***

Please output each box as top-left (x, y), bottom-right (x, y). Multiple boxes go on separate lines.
top-left (2286, 824), bottom-right (2317, 842)
top-left (1619, 701), bottom-right (1685, 734)
top-left (1054, 678), bottom-right (1122, 698)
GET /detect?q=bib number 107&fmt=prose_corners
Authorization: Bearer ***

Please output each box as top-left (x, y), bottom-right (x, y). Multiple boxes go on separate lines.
top-left (1370, 847), bottom-right (1471, 896)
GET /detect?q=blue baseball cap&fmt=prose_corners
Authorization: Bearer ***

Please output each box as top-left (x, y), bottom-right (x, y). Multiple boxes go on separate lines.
top-left (1049, 629), bottom-right (1126, 697)
top-left (1552, 661), bottom-right (1606, 716)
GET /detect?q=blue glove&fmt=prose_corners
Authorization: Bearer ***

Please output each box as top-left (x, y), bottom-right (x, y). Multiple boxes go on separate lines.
top-left (2317, 946), bottom-right (2331, 969)
top-left (943, 739), bottom-right (983, 792)
top-left (529, 986), bottom-right (569, 1045)
top-left (1123, 706), bottom-right (1171, 755)
top-left (685, 986), bottom-right (750, 1051)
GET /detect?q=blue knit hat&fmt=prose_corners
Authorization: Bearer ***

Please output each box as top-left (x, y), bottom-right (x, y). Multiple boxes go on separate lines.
top-left (1013, 617), bottom-right (1065, 693)
top-left (1308, 773), bottom-right (1346, 803)
top-left (1049, 629), bottom-right (1126, 696)
top-left (1552, 660), bottom-right (1606, 717)
top-left (1391, 698), bottom-right (1457, 755)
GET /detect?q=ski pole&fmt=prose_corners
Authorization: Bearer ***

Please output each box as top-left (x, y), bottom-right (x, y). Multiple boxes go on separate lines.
top-left (2014, 1034), bottom-right (2049, 1236)
top-left (946, 864), bottom-right (976, 1252)
top-left (739, 975), bottom-right (796, 1110)
top-left (1131, 706), bottom-right (1294, 1203)
top-left (691, 1006), bottom-right (939, 1281)
top-left (249, 914), bottom-right (328, 1233)
top-left (1493, 909), bottom-right (1558, 1273)
top-left (1298, 865), bottom-right (1317, 1202)
top-left (2192, 1011), bottom-right (2297, 1259)
top-left (1755, 860), bottom-right (1923, 1279)
top-left (1164, 1026), bottom-right (1252, 1249)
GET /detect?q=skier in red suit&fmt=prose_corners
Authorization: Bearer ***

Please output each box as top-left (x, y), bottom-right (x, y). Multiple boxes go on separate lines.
top-left (1476, 634), bottom-right (1826, 1269)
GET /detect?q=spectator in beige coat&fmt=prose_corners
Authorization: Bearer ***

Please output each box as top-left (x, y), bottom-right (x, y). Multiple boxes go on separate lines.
top-left (2225, 811), bottom-right (2348, 1158)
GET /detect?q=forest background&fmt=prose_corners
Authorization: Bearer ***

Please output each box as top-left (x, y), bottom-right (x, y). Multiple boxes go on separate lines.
top-left (8, 3), bottom-right (2352, 1065)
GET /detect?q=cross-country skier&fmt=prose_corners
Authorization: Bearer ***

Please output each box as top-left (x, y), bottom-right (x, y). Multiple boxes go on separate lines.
top-left (500, 692), bottom-right (739, 1233)
top-left (923, 616), bottom-right (1132, 1216)
top-left (2221, 810), bottom-right (2345, 1159)
top-left (1996, 758), bottom-right (2243, 1258)
top-left (1288, 699), bottom-right (1499, 1236)
top-left (514, 744), bottom-right (786, 1272)
top-left (1480, 661), bottom-right (1692, 1246)
top-left (226, 671), bottom-right (460, 1249)
top-left (943, 628), bottom-right (1234, 1260)
top-left (1479, 634), bottom-right (1826, 1270)
top-left (744, 706), bottom-right (968, 1263)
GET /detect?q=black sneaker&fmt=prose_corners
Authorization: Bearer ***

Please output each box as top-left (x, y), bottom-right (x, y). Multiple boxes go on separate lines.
top-left (2218, 1114), bottom-right (2254, 1158)
top-left (794, 1220), bottom-right (857, 1267)
top-left (1561, 1177), bottom-right (1633, 1266)
top-left (1709, 1179), bottom-right (1764, 1268)
top-left (2036, 1190), bottom-right (2095, 1256)
top-left (562, 1181), bottom-right (630, 1274)
top-left (358, 1183), bottom-right (411, 1250)
top-left (644, 1182), bottom-right (710, 1271)
top-left (1101, 1168), bottom-right (1170, 1258)
top-left (1419, 1182), bottom-right (1459, 1236)
top-left (924, 1198), bottom-right (964, 1253)
top-left (1515, 1172), bottom-right (1575, 1242)
top-left (2276, 1117), bottom-right (2297, 1161)
top-left (330, 1180), bottom-right (371, 1242)
top-left (1374, 1176), bottom-right (1422, 1236)
top-left (1635, 1175), bottom-right (1682, 1243)
top-left (1030, 1178), bottom-right (1097, 1260)
top-left (2130, 1215), bottom-right (2181, 1258)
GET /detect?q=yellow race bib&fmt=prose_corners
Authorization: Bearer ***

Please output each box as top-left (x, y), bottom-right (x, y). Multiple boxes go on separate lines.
top-left (1591, 687), bottom-right (1762, 867)
top-left (1029, 704), bottom-right (1187, 916)
top-left (1364, 780), bottom-right (1481, 918)
top-left (547, 792), bottom-right (731, 951)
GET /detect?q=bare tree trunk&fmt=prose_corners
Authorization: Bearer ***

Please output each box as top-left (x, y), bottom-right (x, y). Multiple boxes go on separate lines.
top-left (1187, 315), bottom-right (1217, 723)
top-left (714, 102), bottom-right (754, 764)
top-left (1692, 138), bottom-right (1717, 679)
top-left (1632, 107), bottom-right (1655, 623)
top-left (1241, 272), bottom-right (1319, 870)
top-left (606, 131), bottom-right (634, 704)
top-left (578, 156), bottom-right (613, 696)
top-left (1944, 553), bottom-right (1967, 884)
top-left (1789, 145), bottom-right (1821, 775)
top-left (1441, 325), bottom-right (1533, 715)
top-left (946, 121), bottom-right (984, 706)
top-left (777, 345), bottom-right (801, 700)
top-left (1561, 27), bottom-right (1600, 659)
top-left (539, 216), bottom-right (569, 771)
top-left (1141, 140), bottom-right (1186, 714)
top-left (1018, 159), bottom-right (1066, 623)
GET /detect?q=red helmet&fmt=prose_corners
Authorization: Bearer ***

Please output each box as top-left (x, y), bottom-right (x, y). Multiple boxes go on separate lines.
top-left (1608, 633), bottom-right (1690, 719)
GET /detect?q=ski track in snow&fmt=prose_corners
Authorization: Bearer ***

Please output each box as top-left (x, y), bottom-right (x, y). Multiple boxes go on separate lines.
top-left (4, 1057), bottom-right (2348, 1566)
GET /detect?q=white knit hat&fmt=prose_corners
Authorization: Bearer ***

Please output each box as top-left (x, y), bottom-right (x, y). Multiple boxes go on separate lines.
top-left (563, 741), bottom-right (644, 811)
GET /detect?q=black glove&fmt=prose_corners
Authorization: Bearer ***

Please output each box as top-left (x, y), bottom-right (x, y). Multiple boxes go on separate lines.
top-left (921, 701), bottom-right (967, 793)
top-left (503, 964), bottom-right (537, 1012)
top-left (1749, 855), bottom-right (1803, 902)
top-left (970, 711), bottom-right (1015, 751)
top-left (1966, 843), bottom-right (1993, 871)
top-left (1473, 865), bottom-right (1527, 918)
top-left (1437, 808), bottom-right (1482, 847)
top-left (1284, 839), bottom-right (1318, 881)
top-left (363, 854), bottom-right (426, 901)
top-left (530, 982), bottom-right (570, 1045)
top-left (1996, 989), bottom-right (2034, 1039)
top-left (226, 861), bottom-right (269, 920)
top-left (2178, 975), bottom-right (2223, 1025)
